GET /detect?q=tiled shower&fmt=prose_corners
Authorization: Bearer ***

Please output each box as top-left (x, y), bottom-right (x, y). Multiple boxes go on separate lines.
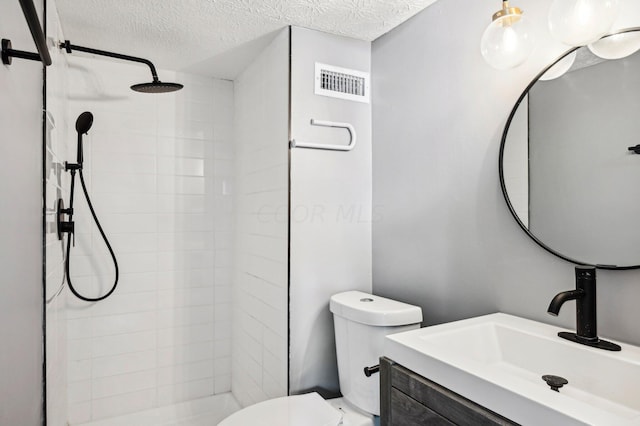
top-left (45, 4), bottom-right (289, 422)
top-left (65, 61), bottom-right (234, 422)
top-left (46, 55), bottom-right (237, 423)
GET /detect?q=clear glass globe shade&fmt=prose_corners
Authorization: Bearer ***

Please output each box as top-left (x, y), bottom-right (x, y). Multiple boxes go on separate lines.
top-left (481, 14), bottom-right (536, 69)
top-left (588, 32), bottom-right (640, 60)
top-left (548, 0), bottom-right (619, 46)
top-left (539, 51), bottom-right (577, 80)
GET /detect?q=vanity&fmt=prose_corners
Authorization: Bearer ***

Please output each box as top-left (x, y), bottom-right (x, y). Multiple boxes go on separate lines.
top-left (380, 356), bottom-right (516, 425)
top-left (380, 313), bottom-right (640, 426)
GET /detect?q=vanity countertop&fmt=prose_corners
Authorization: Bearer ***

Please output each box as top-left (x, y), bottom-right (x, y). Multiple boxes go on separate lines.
top-left (383, 313), bottom-right (640, 426)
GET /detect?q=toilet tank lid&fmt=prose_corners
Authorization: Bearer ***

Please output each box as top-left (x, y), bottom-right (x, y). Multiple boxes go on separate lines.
top-left (330, 291), bottom-right (423, 326)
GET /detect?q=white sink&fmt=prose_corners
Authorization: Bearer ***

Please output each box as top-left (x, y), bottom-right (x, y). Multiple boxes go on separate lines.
top-left (383, 313), bottom-right (640, 426)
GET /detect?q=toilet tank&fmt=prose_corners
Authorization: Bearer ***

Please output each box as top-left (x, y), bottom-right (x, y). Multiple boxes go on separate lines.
top-left (329, 291), bottom-right (422, 416)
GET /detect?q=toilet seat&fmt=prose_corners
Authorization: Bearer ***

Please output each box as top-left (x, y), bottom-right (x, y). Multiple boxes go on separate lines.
top-left (218, 392), bottom-right (343, 426)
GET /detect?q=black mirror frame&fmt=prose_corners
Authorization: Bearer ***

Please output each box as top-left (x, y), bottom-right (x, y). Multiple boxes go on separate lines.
top-left (498, 27), bottom-right (640, 271)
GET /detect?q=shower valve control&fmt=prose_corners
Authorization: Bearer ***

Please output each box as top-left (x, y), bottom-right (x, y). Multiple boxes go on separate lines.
top-left (56, 198), bottom-right (75, 245)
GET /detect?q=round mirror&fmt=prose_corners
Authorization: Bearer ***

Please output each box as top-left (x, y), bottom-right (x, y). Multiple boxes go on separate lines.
top-left (499, 28), bottom-right (640, 270)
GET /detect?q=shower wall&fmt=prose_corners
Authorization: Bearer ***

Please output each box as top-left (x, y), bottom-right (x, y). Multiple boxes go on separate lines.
top-left (231, 28), bottom-right (290, 408)
top-left (58, 55), bottom-right (234, 423)
top-left (0, 0), bottom-right (45, 424)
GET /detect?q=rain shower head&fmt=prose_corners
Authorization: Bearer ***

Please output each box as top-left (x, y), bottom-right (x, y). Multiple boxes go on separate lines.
top-left (131, 81), bottom-right (184, 93)
top-left (60, 40), bottom-right (183, 94)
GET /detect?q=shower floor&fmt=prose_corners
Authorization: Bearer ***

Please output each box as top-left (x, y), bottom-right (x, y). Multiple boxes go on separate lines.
top-left (76, 393), bottom-right (240, 426)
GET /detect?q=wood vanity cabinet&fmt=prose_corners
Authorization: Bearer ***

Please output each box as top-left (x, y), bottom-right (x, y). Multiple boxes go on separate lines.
top-left (380, 357), bottom-right (519, 426)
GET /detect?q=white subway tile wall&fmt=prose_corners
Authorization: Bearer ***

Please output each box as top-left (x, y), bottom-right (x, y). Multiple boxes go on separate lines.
top-left (231, 29), bottom-right (290, 407)
top-left (54, 54), bottom-right (234, 423)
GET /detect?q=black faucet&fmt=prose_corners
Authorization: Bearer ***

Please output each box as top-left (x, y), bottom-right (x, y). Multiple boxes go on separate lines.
top-left (547, 266), bottom-right (621, 351)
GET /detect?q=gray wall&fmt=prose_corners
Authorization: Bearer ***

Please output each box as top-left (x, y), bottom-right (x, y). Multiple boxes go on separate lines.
top-left (289, 27), bottom-right (372, 395)
top-left (528, 52), bottom-right (640, 267)
top-left (0, 0), bottom-right (44, 424)
top-left (371, 0), bottom-right (640, 346)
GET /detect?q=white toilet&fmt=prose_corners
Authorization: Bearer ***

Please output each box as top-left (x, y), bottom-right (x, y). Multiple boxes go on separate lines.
top-left (218, 291), bottom-right (422, 426)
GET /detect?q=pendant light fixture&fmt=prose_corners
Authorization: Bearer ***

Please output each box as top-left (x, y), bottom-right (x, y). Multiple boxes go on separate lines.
top-left (588, 31), bottom-right (640, 60)
top-left (539, 51), bottom-right (577, 81)
top-left (481, 0), bottom-right (535, 69)
top-left (548, 0), bottom-right (619, 47)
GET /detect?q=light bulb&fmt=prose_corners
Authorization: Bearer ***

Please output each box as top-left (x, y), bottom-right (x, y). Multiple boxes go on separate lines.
top-left (539, 51), bottom-right (577, 80)
top-left (588, 31), bottom-right (640, 60)
top-left (481, 2), bottom-right (536, 69)
top-left (548, 0), bottom-right (619, 46)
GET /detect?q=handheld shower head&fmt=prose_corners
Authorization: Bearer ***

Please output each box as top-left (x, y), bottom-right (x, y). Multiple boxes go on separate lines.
top-left (76, 111), bottom-right (93, 134)
top-left (75, 111), bottom-right (93, 165)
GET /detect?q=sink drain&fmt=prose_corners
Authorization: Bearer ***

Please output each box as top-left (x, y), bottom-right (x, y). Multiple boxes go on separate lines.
top-left (542, 375), bottom-right (568, 392)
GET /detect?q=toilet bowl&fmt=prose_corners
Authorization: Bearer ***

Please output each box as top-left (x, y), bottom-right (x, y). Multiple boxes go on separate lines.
top-left (217, 392), bottom-right (342, 426)
top-left (218, 291), bottom-right (422, 426)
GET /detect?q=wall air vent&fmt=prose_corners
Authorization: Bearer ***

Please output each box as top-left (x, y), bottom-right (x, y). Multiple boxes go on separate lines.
top-left (314, 63), bottom-right (370, 103)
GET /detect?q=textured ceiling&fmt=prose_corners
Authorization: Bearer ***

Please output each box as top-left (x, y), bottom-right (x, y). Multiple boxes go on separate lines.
top-left (54, 0), bottom-right (437, 78)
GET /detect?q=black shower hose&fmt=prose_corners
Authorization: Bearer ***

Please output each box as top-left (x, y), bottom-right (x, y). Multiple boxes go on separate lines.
top-left (64, 168), bottom-right (119, 302)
